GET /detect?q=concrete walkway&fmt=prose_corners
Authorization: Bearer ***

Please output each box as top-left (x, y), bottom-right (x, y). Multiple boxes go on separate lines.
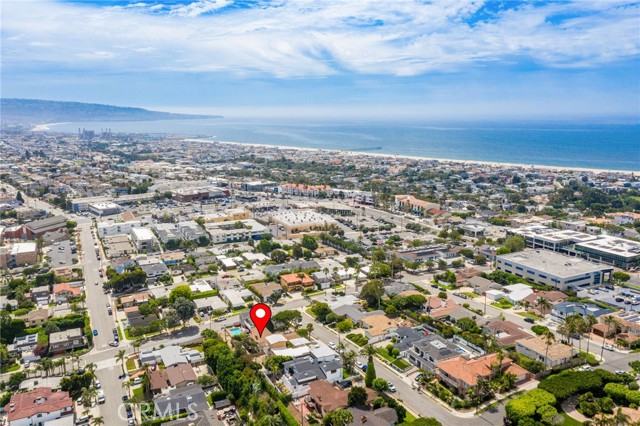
top-left (561, 395), bottom-right (589, 424)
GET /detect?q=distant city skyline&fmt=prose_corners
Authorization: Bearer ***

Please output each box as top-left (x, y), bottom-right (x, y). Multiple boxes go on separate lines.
top-left (2, 0), bottom-right (639, 120)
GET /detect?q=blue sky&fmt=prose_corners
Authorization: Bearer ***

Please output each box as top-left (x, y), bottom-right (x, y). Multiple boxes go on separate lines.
top-left (2, 0), bottom-right (639, 120)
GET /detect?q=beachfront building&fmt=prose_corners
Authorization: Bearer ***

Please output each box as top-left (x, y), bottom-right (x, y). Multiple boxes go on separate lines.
top-left (496, 250), bottom-right (613, 291)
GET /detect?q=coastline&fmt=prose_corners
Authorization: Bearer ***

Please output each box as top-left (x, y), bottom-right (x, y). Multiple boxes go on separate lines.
top-left (31, 122), bottom-right (69, 131)
top-left (184, 138), bottom-right (640, 175)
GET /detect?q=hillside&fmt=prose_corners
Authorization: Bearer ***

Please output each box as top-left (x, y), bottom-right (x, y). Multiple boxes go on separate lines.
top-left (1, 98), bottom-right (221, 126)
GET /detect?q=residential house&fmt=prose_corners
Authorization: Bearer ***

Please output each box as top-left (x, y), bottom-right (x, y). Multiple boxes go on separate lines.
top-left (515, 336), bottom-right (576, 368)
top-left (425, 297), bottom-right (459, 320)
top-left (139, 262), bottom-right (169, 283)
top-left (139, 345), bottom-right (204, 367)
top-left (8, 334), bottom-right (39, 356)
top-left (311, 271), bottom-right (333, 289)
top-left (250, 281), bottom-right (283, 301)
top-left (30, 285), bottom-right (50, 304)
top-left (437, 353), bottom-right (529, 395)
top-left (153, 384), bottom-right (209, 418)
top-left (361, 315), bottom-right (399, 341)
top-left (306, 380), bottom-right (377, 417)
top-left (332, 306), bottom-right (385, 327)
top-left (220, 288), bottom-right (253, 310)
top-left (17, 308), bottom-right (50, 327)
top-left (551, 302), bottom-right (613, 320)
top-left (53, 282), bottom-right (82, 303)
top-left (149, 364), bottom-right (198, 394)
top-left (162, 252), bottom-right (186, 266)
top-left (466, 276), bottom-right (500, 295)
top-left (120, 292), bottom-right (151, 308)
top-left (522, 290), bottom-right (568, 315)
top-left (482, 320), bottom-right (531, 347)
top-left (125, 306), bottom-right (158, 329)
top-left (402, 334), bottom-right (461, 373)
top-left (348, 407), bottom-right (397, 426)
top-left (4, 387), bottom-right (74, 426)
top-left (280, 272), bottom-right (315, 292)
top-left (49, 328), bottom-right (86, 354)
top-left (282, 354), bottom-right (343, 398)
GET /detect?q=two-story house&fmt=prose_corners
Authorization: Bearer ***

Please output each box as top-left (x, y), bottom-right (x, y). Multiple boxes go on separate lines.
top-left (281, 355), bottom-right (343, 398)
top-left (515, 336), bottom-right (576, 369)
top-left (49, 328), bottom-right (86, 354)
top-left (4, 387), bottom-right (74, 426)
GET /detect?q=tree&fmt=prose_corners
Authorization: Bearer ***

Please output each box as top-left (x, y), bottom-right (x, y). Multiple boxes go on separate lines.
top-left (323, 409), bottom-right (353, 426)
top-left (372, 378), bottom-right (389, 393)
top-left (269, 289), bottom-right (283, 305)
top-left (272, 310), bottom-right (302, 331)
top-left (16, 191), bottom-right (24, 203)
top-left (341, 350), bottom-right (356, 374)
top-left (196, 374), bottom-right (216, 387)
top-left (258, 415), bottom-right (285, 426)
top-left (360, 280), bottom-right (384, 308)
top-left (310, 302), bottom-right (332, 323)
top-left (585, 314), bottom-right (598, 357)
top-left (257, 239), bottom-right (273, 254)
top-left (612, 271), bottom-right (630, 282)
top-left (336, 318), bottom-right (353, 333)
top-left (91, 417), bottom-right (104, 426)
top-left (474, 255), bottom-right (487, 265)
top-left (115, 349), bottom-right (126, 374)
top-left (365, 361), bottom-right (377, 387)
top-left (542, 330), bottom-right (555, 368)
top-left (122, 381), bottom-right (131, 397)
top-left (164, 310), bottom-right (181, 329)
top-left (169, 285), bottom-right (192, 303)
top-left (503, 236), bottom-right (525, 253)
top-left (292, 245), bottom-right (304, 259)
top-left (173, 297), bottom-right (196, 326)
top-left (535, 297), bottom-right (552, 316)
top-left (347, 386), bottom-right (368, 406)
top-left (367, 262), bottom-right (392, 279)
top-left (600, 316), bottom-right (620, 360)
top-left (43, 321), bottom-right (60, 335)
top-left (270, 249), bottom-right (287, 263)
top-left (301, 235), bottom-right (318, 251)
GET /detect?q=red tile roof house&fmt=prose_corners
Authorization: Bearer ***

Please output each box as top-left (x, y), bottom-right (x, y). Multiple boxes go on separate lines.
top-left (436, 353), bottom-right (529, 397)
top-left (53, 282), bottom-right (82, 303)
top-left (4, 387), bottom-right (74, 426)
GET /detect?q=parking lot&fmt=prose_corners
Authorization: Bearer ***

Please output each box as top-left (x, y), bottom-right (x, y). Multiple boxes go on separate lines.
top-left (576, 285), bottom-right (640, 312)
top-left (46, 240), bottom-right (77, 268)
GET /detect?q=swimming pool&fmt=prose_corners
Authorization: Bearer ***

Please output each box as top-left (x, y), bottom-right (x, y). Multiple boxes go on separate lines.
top-left (229, 327), bottom-right (243, 337)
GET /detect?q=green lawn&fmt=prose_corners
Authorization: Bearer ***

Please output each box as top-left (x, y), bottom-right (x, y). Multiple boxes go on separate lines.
top-left (403, 410), bottom-right (416, 423)
top-left (391, 358), bottom-right (411, 370)
top-left (1, 364), bottom-right (20, 373)
top-left (126, 358), bottom-right (137, 371)
top-left (231, 307), bottom-right (248, 315)
top-left (132, 387), bottom-right (144, 398)
top-left (516, 311), bottom-right (543, 320)
top-left (116, 326), bottom-right (124, 340)
top-left (376, 348), bottom-right (395, 362)
top-left (491, 300), bottom-right (514, 310)
top-left (462, 292), bottom-right (479, 299)
top-left (560, 412), bottom-right (583, 426)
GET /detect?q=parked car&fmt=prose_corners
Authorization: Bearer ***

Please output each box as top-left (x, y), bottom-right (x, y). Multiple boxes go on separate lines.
top-left (92, 329), bottom-right (98, 336)
top-left (524, 318), bottom-right (535, 324)
top-left (388, 383), bottom-right (397, 393)
top-left (94, 380), bottom-right (101, 388)
top-left (215, 316), bottom-right (227, 322)
top-left (328, 342), bottom-right (337, 349)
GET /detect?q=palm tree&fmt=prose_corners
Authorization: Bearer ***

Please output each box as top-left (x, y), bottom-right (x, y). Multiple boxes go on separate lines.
top-left (133, 340), bottom-right (141, 354)
top-left (584, 314), bottom-right (598, 356)
top-left (557, 322), bottom-right (570, 345)
top-left (259, 414), bottom-right (285, 426)
top-left (40, 358), bottom-right (54, 378)
top-left (360, 344), bottom-right (377, 364)
top-left (342, 350), bottom-right (356, 374)
top-left (612, 408), bottom-right (631, 426)
top-left (91, 417), bottom-right (104, 426)
top-left (535, 297), bottom-right (552, 316)
top-left (115, 349), bottom-right (126, 374)
top-left (600, 316), bottom-right (620, 360)
top-left (542, 330), bottom-right (556, 369)
top-left (54, 359), bottom-right (66, 375)
top-left (85, 362), bottom-right (97, 380)
top-left (122, 381), bottom-right (131, 397)
top-left (324, 408), bottom-right (354, 426)
top-left (568, 314), bottom-right (586, 353)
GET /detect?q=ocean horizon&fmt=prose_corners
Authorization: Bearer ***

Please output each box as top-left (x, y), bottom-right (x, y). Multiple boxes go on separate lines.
top-left (47, 118), bottom-right (640, 172)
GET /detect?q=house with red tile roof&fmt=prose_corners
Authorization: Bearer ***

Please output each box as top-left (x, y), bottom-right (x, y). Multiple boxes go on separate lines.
top-left (436, 353), bottom-right (529, 395)
top-left (4, 387), bottom-right (74, 425)
top-left (280, 272), bottom-right (315, 292)
top-left (53, 282), bottom-right (82, 303)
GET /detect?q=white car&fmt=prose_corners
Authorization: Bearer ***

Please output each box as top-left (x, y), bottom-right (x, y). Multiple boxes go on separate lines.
top-left (94, 380), bottom-right (101, 388)
top-left (578, 365), bottom-right (592, 371)
top-left (328, 342), bottom-right (337, 350)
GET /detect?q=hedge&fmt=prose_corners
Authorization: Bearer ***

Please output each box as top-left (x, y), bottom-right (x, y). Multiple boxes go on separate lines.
top-left (277, 400), bottom-right (299, 426)
top-left (538, 369), bottom-right (623, 401)
top-left (192, 290), bottom-right (219, 300)
top-left (346, 333), bottom-right (368, 347)
top-left (505, 389), bottom-right (557, 422)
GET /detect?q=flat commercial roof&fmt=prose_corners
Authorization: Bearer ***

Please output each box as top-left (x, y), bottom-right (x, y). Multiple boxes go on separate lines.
top-left (498, 250), bottom-right (611, 278)
top-left (575, 235), bottom-right (640, 259)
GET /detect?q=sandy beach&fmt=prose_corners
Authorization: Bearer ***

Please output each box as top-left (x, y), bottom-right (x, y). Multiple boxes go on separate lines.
top-left (183, 138), bottom-right (639, 175)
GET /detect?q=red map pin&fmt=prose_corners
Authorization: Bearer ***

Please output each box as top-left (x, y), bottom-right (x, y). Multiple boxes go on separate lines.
top-left (249, 303), bottom-right (272, 337)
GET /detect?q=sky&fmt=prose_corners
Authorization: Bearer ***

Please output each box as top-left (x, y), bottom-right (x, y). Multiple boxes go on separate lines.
top-left (2, 0), bottom-right (640, 120)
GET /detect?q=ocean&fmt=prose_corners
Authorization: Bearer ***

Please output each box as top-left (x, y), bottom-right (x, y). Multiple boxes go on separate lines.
top-left (48, 119), bottom-right (640, 171)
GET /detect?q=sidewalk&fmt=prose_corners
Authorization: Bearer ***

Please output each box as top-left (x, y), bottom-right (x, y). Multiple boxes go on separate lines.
top-left (560, 396), bottom-right (588, 424)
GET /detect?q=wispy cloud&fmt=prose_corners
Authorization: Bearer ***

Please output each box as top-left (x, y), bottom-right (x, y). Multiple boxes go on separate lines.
top-left (1, 0), bottom-right (638, 78)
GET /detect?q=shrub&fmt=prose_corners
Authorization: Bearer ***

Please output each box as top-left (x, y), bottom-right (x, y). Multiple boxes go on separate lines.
top-left (579, 401), bottom-right (599, 418)
top-left (604, 383), bottom-right (628, 402)
top-left (538, 370), bottom-right (616, 401)
top-left (505, 389), bottom-right (557, 423)
top-left (627, 390), bottom-right (640, 406)
top-left (531, 325), bottom-right (549, 336)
